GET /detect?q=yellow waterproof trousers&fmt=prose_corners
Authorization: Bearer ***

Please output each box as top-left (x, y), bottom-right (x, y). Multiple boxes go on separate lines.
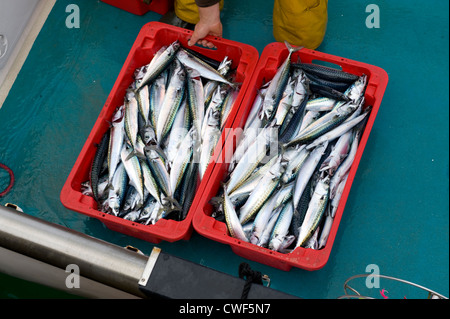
top-left (273, 0), bottom-right (328, 49)
top-left (175, 0), bottom-right (224, 25)
top-left (174, 0), bottom-right (328, 49)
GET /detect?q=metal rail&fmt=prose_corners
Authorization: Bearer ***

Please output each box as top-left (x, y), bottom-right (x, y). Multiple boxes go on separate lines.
top-left (0, 205), bottom-right (148, 298)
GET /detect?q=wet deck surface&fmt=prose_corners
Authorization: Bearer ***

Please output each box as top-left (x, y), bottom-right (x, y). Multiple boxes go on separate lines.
top-left (0, 0), bottom-right (448, 298)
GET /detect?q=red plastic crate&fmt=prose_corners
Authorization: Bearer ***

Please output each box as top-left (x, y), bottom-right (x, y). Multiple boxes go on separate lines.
top-left (192, 42), bottom-right (389, 271)
top-left (60, 22), bottom-right (259, 244)
top-left (101, 0), bottom-right (173, 16)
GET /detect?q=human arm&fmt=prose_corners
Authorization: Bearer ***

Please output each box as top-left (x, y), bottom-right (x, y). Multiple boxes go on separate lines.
top-left (188, 1), bottom-right (222, 48)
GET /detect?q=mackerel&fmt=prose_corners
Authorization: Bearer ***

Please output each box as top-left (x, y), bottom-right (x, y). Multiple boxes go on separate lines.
top-left (292, 141), bottom-right (328, 212)
top-left (107, 106), bottom-right (125, 185)
top-left (165, 99), bottom-right (189, 165)
top-left (176, 48), bottom-right (234, 86)
top-left (329, 129), bottom-right (360, 199)
top-left (318, 213), bottom-right (334, 249)
top-left (285, 101), bottom-right (357, 147)
top-left (124, 96), bottom-right (139, 151)
top-left (238, 155), bottom-right (287, 225)
top-left (274, 77), bottom-right (295, 127)
top-left (90, 130), bottom-right (110, 203)
top-left (226, 126), bottom-right (278, 194)
top-left (257, 209), bottom-right (281, 247)
top-left (186, 67), bottom-right (205, 135)
top-left (305, 104), bottom-right (368, 150)
top-left (140, 158), bottom-right (162, 205)
top-left (223, 187), bottom-right (249, 242)
top-left (136, 85), bottom-right (151, 125)
top-left (120, 145), bottom-right (145, 205)
top-left (295, 174), bottom-right (330, 248)
top-left (144, 146), bottom-right (172, 200)
top-left (106, 162), bottom-right (128, 216)
top-left (149, 69), bottom-right (168, 129)
top-left (170, 127), bottom-right (197, 195)
top-left (156, 59), bottom-right (186, 144)
top-left (269, 201), bottom-right (294, 252)
top-left (262, 41), bottom-right (302, 122)
top-left (199, 110), bottom-right (221, 179)
top-left (137, 41), bottom-right (180, 90)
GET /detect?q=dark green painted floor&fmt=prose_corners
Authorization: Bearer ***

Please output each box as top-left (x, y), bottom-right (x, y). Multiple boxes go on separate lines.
top-left (0, 0), bottom-right (448, 299)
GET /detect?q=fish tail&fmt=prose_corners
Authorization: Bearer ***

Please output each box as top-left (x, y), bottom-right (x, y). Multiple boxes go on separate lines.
top-left (103, 181), bottom-right (114, 193)
top-left (284, 41), bottom-right (303, 54)
top-left (162, 195), bottom-right (182, 211)
top-left (125, 148), bottom-right (139, 161)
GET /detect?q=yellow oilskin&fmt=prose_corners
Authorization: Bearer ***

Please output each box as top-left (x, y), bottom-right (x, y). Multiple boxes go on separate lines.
top-left (175, 0), bottom-right (225, 25)
top-left (273, 0), bottom-right (328, 50)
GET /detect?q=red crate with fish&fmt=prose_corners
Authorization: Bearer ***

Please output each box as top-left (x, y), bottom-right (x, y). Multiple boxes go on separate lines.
top-left (192, 41), bottom-right (388, 271)
top-left (60, 22), bottom-right (259, 243)
top-left (101, 0), bottom-right (174, 16)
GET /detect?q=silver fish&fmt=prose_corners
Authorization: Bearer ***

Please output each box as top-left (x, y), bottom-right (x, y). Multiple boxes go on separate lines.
top-left (120, 145), bottom-right (145, 205)
top-left (305, 101), bottom-right (367, 150)
top-left (140, 159), bottom-right (162, 205)
top-left (250, 186), bottom-right (284, 245)
top-left (106, 162), bottom-right (128, 216)
top-left (292, 141), bottom-right (328, 212)
top-left (144, 146), bottom-right (172, 201)
top-left (186, 67), bottom-right (205, 135)
top-left (330, 173), bottom-right (349, 217)
top-left (200, 110), bottom-right (221, 179)
top-left (149, 69), bottom-right (168, 129)
top-left (330, 129), bottom-right (360, 199)
top-left (226, 126), bottom-right (278, 194)
top-left (107, 105), bottom-right (125, 185)
top-left (201, 83), bottom-right (229, 138)
top-left (279, 71), bottom-right (308, 135)
top-left (319, 130), bottom-right (354, 175)
top-left (305, 96), bottom-right (337, 112)
top-left (269, 201), bottom-right (294, 252)
top-left (285, 101), bottom-right (357, 147)
top-left (137, 41), bottom-right (180, 90)
top-left (295, 174), bottom-right (330, 248)
top-left (229, 155), bottom-right (278, 198)
top-left (136, 84), bottom-right (151, 125)
top-left (281, 144), bottom-right (309, 184)
top-left (221, 86), bottom-right (239, 130)
top-left (156, 59), bottom-right (186, 144)
top-left (257, 209), bottom-right (281, 247)
top-left (124, 96), bottom-right (139, 151)
top-left (304, 226), bottom-right (320, 249)
top-left (170, 127), bottom-right (197, 195)
top-left (238, 155), bottom-right (287, 225)
top-left (176, 48), bottom-right (234, 86)
top-left (223, 186), bottom-right (249, 242)
top-left (274, 77), bottom-right (295, 127)
top-left (262, 41), bottom-right (301, 121)
top-left (165, 99), bottom-right (189, 165)
top-left (318, 211), bottom-right (334, 249)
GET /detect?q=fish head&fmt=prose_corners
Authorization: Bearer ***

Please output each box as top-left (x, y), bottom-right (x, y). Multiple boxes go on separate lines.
top-left (112, 105), bottom-right (125, 122)
top-left (171, 40), bottom-right (181, 52)
top-left (143, 126), bottom-right (156, 144)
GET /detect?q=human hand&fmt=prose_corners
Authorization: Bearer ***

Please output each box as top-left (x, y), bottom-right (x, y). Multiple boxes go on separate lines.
top-left (188, 3), bottom-right (222, 49)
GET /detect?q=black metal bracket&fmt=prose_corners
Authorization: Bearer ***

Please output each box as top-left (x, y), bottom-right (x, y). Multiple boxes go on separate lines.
top-left (138, 247), bottom-right (299, 299)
